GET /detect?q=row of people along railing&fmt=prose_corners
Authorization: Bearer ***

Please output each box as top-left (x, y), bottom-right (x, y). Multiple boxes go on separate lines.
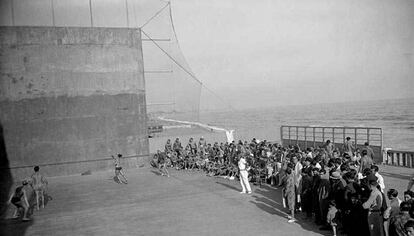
top-left (279, 125), bottom-right (414, 168)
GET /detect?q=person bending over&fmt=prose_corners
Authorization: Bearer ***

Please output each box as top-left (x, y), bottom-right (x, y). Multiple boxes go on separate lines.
top-left (8, 179), bottom-right (32, 221)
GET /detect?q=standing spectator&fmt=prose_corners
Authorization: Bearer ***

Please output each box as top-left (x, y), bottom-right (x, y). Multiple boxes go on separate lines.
top-left (325, 140), bottom-right (334, 159)
top-left (292, 155), bottom-right (302, 210)
top-left (359, 150), bottom-right (374, 175)
top-left (389, 201), bottom-right (412, 236)
top-left (385, 189), bottom-right (403, 236)
top-left (283, 166), bottom-right (296, 223)
top-left (362, 175), bottom-right (384, 236)
top-left (363, 142), bottom-right (376, 162)
top-left (342, 137), bottom-right (355, 157)
top-left (318, 170), bottom-right (331, 230)
top-left (372, 165), bottom-right (385, 193)
top-left (301, 163), bottom-right (313, 219)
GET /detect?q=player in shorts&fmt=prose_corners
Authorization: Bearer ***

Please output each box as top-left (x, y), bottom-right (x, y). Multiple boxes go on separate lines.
top-left (31, 166), bottom-right (48, 210)
top-left (8, 179), bottom-right (32, 221)
top-left (112, 154), bottom-right (128, 184)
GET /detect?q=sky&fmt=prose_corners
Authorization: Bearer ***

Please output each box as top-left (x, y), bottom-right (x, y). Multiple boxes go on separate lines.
top-left (1, 0), bottom-right (413, 110)
top-left (170, 0), bottom-right (414, 108)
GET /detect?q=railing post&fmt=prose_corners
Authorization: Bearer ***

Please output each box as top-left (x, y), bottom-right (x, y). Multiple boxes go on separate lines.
top-left (367, 129), bottom-right (370, 144)
top-left (332, 128), bottom-right (335, 146)
top-left (304, 127), bottom-right (307, 149)
top-left (280, 126), bottom-right (283, 146)
top-left (288, 127), bottom-right (291, 146)
top-left (343, 128), bottom-right (346, 144)
top-left (354, 128), bottom-right (358, 147)
top-left (322, 128), bottom-right (325, 143)
top-left (313, 127), bottom-right (316, 148)
top-left (296, 127), bottom-right (299, 145)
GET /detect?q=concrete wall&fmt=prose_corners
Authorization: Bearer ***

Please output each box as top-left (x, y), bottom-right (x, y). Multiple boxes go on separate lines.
top-left (0, 26), bottom-right (149, 179)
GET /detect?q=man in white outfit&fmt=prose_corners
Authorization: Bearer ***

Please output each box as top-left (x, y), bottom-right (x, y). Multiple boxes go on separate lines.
top-left (238, 155), bottom-right (252, 194)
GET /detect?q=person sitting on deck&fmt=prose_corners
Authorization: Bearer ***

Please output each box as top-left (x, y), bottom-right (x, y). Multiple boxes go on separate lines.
top-left (31, 166), bottom-right (48, 210)
top-left (186, 137), bottom-right (197, 155)
top-left (157, 151), bottom-right (169, 177)
top-left (173, 138), bottom-right (183, 157)
top-left (164, 139), bottom-right (173, 154)
top-left (8, 179), bottom-right (32, 221)
top-left (112, 154), bottom-right (128, 184)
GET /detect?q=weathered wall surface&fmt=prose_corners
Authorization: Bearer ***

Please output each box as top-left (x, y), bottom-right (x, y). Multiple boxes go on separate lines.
top-left (0, 26), bottom-right (149, 179)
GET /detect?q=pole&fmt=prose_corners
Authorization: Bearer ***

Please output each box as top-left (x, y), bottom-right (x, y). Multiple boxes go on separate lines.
top-left (51, 0), bottom-right (55, 26)
top-left (125, 0), bottom-right (130, 27)
top-left (89, 0), bottom-right (94, 27)
top-left (11, 0), bottom-right (15, 26)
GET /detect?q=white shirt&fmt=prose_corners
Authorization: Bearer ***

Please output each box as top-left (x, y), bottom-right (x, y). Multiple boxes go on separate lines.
top-left (294, 162), bottom-right (303, 187)
top-left (238, 158), bottom-right (247, 171)
top-left (375, 172), bottom-right (385, 192)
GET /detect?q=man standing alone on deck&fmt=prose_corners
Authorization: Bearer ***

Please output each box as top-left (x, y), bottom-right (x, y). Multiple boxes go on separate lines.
top-left (238, 155), bottom-right (252, 194)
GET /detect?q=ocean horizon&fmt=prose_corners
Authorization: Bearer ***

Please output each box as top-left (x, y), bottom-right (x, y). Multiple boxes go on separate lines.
top-left (194, 97), bottom-right (414, 151)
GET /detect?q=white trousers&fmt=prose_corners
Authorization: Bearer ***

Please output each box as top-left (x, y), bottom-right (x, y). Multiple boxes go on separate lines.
top-left (239, 170), bottom-right (251, 193)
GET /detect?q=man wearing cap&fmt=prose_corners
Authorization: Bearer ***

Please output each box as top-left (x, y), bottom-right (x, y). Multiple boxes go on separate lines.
top-left (238, 155), bottom-right (252, 194)
top-left (363, 175), bottom-right (384, 236)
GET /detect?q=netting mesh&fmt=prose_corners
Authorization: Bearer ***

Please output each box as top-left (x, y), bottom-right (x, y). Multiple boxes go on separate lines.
top-left (141, 2), bottom-right (202, 121)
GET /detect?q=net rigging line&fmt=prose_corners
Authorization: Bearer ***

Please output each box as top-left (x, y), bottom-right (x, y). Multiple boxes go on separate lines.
top-left (141, 29), bottom-right (236, 111)
top-left (140, 1), bottom-right (170, 29)
top-left (139, 1), bottom-right (236, 112)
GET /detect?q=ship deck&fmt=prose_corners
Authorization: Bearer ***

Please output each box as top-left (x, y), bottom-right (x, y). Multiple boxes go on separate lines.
top-left (0, 165), bottom-right (412, 236)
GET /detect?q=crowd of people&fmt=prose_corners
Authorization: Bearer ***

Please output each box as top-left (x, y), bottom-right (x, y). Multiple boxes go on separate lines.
top-left (152, 136), bottom-right (414, 236)
top-left (7, 166), bottom-right (49, 222)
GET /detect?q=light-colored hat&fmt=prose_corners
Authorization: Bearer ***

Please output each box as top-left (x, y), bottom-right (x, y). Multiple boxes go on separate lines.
top-left (330, 171), bottom-right (341, 179)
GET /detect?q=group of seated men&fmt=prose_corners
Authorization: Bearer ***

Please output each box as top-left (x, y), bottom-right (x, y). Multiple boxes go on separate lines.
top-left (151, 137), bottom-right (278, 183)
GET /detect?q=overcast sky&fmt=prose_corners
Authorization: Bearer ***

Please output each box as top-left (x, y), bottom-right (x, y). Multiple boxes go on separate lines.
top-left (171, 0), bottom-right (414, 108)
top-left (1, 0), bottom-right (413, 109)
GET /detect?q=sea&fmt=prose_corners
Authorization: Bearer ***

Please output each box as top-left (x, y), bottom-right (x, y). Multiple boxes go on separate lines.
top-left (150, 98), bottom-right (414, 152)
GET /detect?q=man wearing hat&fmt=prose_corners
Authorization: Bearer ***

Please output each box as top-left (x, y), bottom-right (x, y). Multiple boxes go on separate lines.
top-left (363, 174), bottom-right (384, 236)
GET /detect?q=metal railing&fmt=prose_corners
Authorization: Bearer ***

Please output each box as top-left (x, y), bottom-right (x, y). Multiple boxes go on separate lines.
top-left (280, 125), bottom-right (383, 163)
top-left (384, 150), bottom-right (414, 168)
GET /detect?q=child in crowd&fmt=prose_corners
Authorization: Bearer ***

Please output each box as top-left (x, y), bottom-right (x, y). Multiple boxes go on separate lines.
top-left (327, 200), bottom-right (338, 236)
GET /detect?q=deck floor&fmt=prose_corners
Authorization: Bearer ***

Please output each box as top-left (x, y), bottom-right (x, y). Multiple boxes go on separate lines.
top-left (0, 165), bottom-right (412, 236)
